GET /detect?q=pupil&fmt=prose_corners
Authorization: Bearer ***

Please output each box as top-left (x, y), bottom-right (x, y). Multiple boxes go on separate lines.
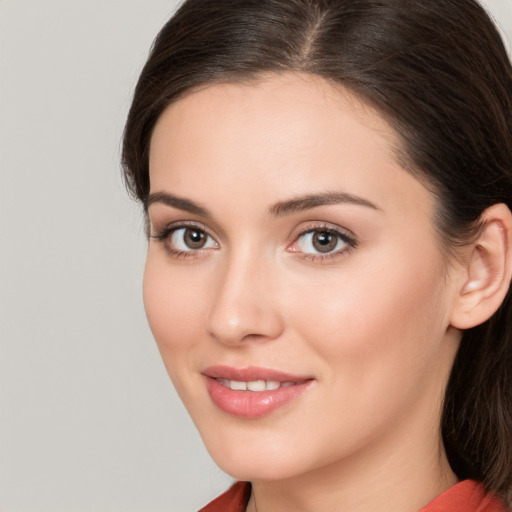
top-left (185, 229), bottom-right (206, 249)
top-left (313, 231), bottom-right (337, 253)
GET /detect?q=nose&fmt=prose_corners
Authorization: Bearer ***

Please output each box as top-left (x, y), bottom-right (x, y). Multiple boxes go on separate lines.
top-left (206, 252), bottom-right (285, 347)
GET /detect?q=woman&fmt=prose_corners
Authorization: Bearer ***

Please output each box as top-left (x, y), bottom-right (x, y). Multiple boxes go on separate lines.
top-left (122, 0), bottom-right (512, 510)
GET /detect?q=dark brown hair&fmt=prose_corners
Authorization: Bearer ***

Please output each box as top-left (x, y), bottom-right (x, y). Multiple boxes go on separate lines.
top-left (122, 0), bottom-right (512, 503)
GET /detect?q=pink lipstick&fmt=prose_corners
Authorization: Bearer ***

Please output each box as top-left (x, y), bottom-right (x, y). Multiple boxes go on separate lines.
top-left (202, 366), bottom-right (314, 418)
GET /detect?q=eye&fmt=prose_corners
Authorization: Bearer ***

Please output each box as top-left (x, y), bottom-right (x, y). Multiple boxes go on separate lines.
top-left (151, 223), bottom-right (219, 258)
top-left (290, 226), bottom-right (356, 259)
top-left (168, 227), bottom-right (217, 252)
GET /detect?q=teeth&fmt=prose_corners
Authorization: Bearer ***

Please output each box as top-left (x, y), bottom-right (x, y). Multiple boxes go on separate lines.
top-left (218, 379), bottom-right (295, 391)
top-left (247, 380), bottom-right (266, 391)
top-left (266, 380), bottom-right (280, 390)
top-left (230, 380), bottom-right (247, 391)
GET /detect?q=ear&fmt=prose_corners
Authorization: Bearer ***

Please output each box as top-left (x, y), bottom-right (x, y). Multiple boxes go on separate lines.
top-left (450, 203), bottom-right (512, 330)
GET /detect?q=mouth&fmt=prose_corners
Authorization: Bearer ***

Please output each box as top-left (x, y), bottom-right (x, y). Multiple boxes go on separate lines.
top-left (202, 366), bottom-right (314, 418)
top-left (215, 379), bottom-right (299, 391)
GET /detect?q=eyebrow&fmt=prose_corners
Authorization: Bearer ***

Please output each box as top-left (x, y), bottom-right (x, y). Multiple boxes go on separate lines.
top-left (145, 191), bottom-right (211, 217)
top-left (269, 191), bottom-right (379, 217)
top-left (145, 190), bottom-right (378, 218)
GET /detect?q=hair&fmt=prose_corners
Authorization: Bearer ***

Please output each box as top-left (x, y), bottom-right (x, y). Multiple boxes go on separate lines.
top-left (122, 0), bottom-right (512, 504)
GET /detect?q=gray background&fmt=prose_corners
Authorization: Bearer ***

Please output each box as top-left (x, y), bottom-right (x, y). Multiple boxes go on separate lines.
top-left (0, 1), bottom-right (511, 511)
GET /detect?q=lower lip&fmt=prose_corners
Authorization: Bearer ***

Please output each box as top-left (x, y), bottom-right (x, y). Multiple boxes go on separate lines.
top-left (205, 377), bottom-right (312, 418)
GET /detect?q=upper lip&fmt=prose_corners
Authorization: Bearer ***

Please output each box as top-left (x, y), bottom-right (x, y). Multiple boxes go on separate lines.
top-left (202, 365), bottom-right (312, 382)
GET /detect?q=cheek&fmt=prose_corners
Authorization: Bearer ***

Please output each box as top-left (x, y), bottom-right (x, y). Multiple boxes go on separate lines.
top-left (142, 252), bottom-right (208, 377)
top-left (287, 245), bottom-right (450, 395)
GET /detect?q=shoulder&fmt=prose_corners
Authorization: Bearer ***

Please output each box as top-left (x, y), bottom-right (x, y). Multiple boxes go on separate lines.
top-left (198, 480), bottom-right (508, 512)
top-left (199, 482), bottom-right (251, 512)
top-left (419, 480), bottom-right (509, 512)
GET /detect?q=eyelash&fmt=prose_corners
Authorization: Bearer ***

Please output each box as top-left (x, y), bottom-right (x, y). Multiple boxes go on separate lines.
top-left (151, 222), bottom-right (216, 260)
top-left (151, 222), bottom-right (357, 263)
top-left (290, 223), bottom-right (357, 263)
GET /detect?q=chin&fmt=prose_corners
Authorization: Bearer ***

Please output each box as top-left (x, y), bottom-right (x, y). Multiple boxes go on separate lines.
top-left (213, 454), bottom-right (302, 482)
top-left (198, 424), bottom-right (325, 482)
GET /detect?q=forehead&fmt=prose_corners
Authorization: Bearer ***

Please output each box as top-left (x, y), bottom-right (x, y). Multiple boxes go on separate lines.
top-left (150, 73), bottom-right (399, 161)
top-left (148, 73), bottom-right (432, 222)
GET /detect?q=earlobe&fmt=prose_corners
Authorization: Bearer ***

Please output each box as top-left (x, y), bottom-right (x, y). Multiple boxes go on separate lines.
top-left (450, 203), bottom-right (512, 330)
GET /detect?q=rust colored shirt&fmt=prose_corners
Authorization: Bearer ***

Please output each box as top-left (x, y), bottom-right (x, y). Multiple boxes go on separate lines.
top-left (199, 480), bottom-right (508, 512)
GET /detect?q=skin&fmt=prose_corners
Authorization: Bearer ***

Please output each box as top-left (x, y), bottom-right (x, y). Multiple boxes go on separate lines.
top-left (145, 73), bottom-right (465, 512)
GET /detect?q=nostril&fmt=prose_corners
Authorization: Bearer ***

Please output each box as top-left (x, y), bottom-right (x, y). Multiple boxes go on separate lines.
top-left (206, 261), bottom-right (285, 345)
top-left (207, 307), bottom-right (285, 346)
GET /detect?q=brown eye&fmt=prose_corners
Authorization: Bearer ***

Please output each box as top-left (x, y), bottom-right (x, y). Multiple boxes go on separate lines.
top-left (183, 228), bottom-right (207, 249)
top-left (312, 231), bottom-right (338, 253)
top-left (296, 228), bottom-right (353, 256)
top-left (166, 227), bottom-right (218, 252)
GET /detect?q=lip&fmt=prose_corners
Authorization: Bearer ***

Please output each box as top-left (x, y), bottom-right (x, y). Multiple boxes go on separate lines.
top-left (202, 365), bottom-right (314, 418)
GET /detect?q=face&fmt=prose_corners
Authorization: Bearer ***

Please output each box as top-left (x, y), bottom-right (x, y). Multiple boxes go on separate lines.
top-left (145, 74), bottom-right (461, 482)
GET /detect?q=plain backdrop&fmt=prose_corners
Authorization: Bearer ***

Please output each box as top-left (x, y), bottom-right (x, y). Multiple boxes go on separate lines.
top-left (0, 1), bottom-right (511, 511)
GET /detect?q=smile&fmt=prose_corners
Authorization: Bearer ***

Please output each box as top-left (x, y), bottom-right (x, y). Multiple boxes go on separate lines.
top-left (203, 366), bottom-right (314, 418)
top-left (216, 379), bottom-right (298, 391)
